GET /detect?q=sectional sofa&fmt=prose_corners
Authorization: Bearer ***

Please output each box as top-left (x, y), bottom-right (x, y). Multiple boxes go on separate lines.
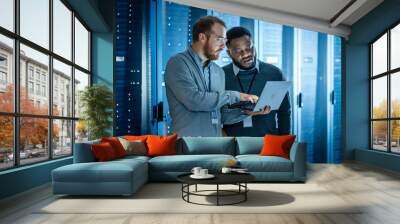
top-left (52, 137), bottom-right (307, 196)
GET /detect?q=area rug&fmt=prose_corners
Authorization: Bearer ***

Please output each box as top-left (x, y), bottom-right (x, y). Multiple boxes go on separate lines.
top-left (37, 183), bottom-right (361, 214)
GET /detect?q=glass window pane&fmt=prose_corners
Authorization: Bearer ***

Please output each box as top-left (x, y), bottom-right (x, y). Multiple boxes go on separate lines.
top-left (20, 0), bottom-right (49, 49)
top-left (53, 0), bottom-right (72, 60)
top-left (372, 77), bottom-right (387, 119)
top-left (53, 119), bottom-right (72, 158)
top-left (74, 69), bottom-right (89, 118)
top-left (391, 24), bottom-right (400, 70)
top-left (392, 72), bottom-right (400, 118)
top-left (392, 120), bottom-right (400, 153)
top-left (75, 18), bottom-right (89, 70)
top-left (20, 44), bottom-right (49, 115)
top-left (75, 120), bottom-right (88, 143)
top-left (0, 34), bottom-right (14, 112)
top-left (0, 0), bottom-right (14, 31)
top-left (0, 116), bottom-right (14, 170)
top-left (20, 117), bottom-right (49, 165)
top-left (53, 59), bottom-right (72, 117)
top-left (372, 121), bottom-right (388, 151)
top-left (372, 33), bottom-right (387, 76)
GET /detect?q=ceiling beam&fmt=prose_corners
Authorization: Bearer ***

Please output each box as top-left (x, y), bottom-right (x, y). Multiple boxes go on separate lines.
top-left (330, 0), bottom-right (368, 28)
top-left (65, 0), bottom-right (111, 32)
top-left (169, 0), bottom-right (351, 38)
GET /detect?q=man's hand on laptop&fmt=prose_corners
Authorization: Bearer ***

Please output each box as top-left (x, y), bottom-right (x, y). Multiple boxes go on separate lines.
top-left (244, 105), bottom-right (272, 116)
top-left (240, 93), bottom-right (258, 103)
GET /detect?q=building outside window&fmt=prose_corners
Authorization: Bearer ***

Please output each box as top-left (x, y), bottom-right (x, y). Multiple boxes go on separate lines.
top-left (35, 83), bottom-right (40, 95)
top-left (0, 71), bottom-right (6, 84)
top-left (35, 70), bottom-right (40, 81)
top-left (28, 67), bottom-right (34, 80)
top-left (28, 81), bottom-right (34, 94)
top-left (41, 85), bottom-right (46, 97)
top-left (0, 54), bottom-right (7, 90)
top-left (0, 55), bottom-right (7, 67)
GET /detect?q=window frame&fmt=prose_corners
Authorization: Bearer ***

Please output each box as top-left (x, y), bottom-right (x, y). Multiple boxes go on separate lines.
top-left (0, 0), bottom-right (92, 171)
top-left (369, 19), bottom-right (400, 154)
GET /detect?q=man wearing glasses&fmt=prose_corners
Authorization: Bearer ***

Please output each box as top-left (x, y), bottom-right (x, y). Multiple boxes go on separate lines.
top-left (165, 16), bottom-right (265, 137)
top-left (223, 26), bottom-right (291, 137)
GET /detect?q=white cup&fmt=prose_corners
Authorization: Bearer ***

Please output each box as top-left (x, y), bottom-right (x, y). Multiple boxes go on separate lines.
top-left (191, 167), bottom-right (202, 176)
top-left (221, 167), bottom-right (232, 174)
top-left (199, 169), bottom-right (208, 176)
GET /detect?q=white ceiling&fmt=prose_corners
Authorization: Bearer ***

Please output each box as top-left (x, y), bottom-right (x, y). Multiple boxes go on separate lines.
top-left (223, 0), bottom-right (353, 23)
top-left (169, 0), bottom-right (384, 38)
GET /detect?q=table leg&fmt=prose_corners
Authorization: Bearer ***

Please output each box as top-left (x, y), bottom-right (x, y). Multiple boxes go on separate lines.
top-left (217, 184), bottom-right (219, 206)
top-left (245, 183), bottom-right (247, 201)
top-left (181, 184), bottom-right (183, 199)
top-left (187, 184), bottom-right (190, 202)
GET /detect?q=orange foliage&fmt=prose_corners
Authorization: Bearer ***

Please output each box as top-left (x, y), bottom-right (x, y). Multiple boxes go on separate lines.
top-left (0, 84), bottom-right (60, 149)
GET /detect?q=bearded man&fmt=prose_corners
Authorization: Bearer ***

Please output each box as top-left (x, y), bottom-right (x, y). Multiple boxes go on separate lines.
top-left (165, 16), bottom-right (265, 137)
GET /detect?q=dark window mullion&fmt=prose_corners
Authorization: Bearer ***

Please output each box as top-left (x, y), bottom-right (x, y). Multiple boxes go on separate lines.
top-left (74, 64), bottom-right (90, 74)
top-left (14, 0), bottom-right (20, 167)
top-left (71, 10), bottom-right (76, 154)
top-left (371, 67), bottom-right (400, 78)
top-left (88, 30), bottom-right (91, 75)
top-left (49, 0), bottom-right (54, 160)
top-left (387, 30), bottom-right (391, 152)
top-left (370, 44), bottom-right (373, 149)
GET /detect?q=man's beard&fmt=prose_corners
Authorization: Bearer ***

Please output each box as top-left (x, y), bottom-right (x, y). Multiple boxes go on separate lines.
top-left (232, 56), bottom-right (256, 70)
top-left (203, 39), bottom-right (220, 61)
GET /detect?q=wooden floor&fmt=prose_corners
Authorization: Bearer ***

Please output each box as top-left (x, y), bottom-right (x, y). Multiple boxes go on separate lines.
top-left (1, 162), bottom-right (400, 224)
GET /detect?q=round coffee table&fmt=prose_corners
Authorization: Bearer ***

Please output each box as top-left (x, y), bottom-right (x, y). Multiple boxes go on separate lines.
top-left (177, 172), bottom-right (255, 206)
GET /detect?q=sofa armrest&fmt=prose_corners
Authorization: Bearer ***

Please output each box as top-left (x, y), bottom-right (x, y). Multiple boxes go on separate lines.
top-left (289, 142), bottom-right (307, 181)
top-left (73, 141), bottom-right (100, 163)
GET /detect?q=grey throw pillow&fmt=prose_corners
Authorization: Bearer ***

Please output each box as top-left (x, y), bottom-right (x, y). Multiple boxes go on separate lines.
top-left (118, 137), bottom-right (147, 156)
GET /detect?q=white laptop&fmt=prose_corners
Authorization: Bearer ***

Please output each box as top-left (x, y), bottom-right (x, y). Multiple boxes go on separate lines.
top-left (252, 81), bottom-right (291, 111)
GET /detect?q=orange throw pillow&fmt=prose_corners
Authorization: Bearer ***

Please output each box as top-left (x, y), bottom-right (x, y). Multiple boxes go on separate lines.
top-left (146, 134), bottom-right (177, 157)
top-left (260, 134), bottom-right (296, 159)
top-left (124, 135), bottom-right (149, 141)
top-left (91, 142), bottom-right (117, 161)
top-left (101, 137), bottom-right (127, 158)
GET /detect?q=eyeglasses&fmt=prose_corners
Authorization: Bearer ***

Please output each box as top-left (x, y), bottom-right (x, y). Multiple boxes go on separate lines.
top-left (231, 45), bottom-right (254, 56)
top-left (206, 31), bottom-right (227, 43)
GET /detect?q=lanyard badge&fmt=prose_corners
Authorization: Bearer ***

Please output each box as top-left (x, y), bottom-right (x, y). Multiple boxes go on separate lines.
top-left (211, 111), bottom-right (219, 125)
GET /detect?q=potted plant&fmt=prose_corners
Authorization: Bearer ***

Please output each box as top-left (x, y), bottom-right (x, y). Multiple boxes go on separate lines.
top-left (79, 84), bottom-right (113, 140)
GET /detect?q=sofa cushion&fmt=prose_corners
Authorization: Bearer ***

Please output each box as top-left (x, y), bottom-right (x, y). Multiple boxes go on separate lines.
top-left (53, 158), bottom-right (147, 183)
top-left (147, 134), bottom-right (177, 157)
top-left (118, 138), bottom-right (147, 156)
top-left (236, 155), bottom-right (293, 172)
top-left (260, 135), bottom-right (296, 159)
top-left (124, 135), bottom-right (149, 141)
top-left (235, 137), bottom-right (263, 155)
top-left (178, 137), bottom-right (235, 155)
top-left (101, 137), bottom-right (127, 158)
top-left (148, 154), bottom-right (235, 172)
top-left (91, 142), bottom-right (118, 161)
